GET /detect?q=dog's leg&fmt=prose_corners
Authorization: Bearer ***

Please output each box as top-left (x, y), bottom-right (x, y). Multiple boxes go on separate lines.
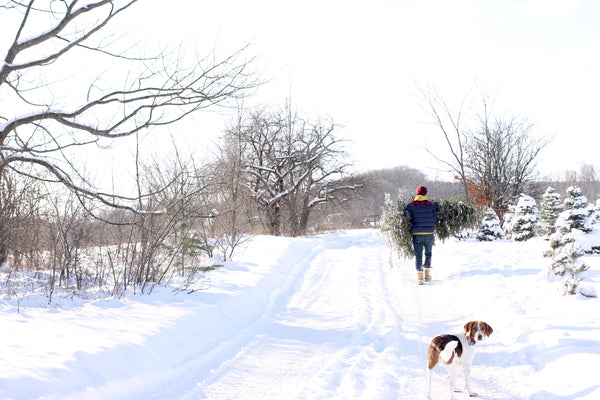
top-left (447, 366), bottom-right (457, 400)
top-left (462, 364), bottom-right (477, 397)
top-left (426, 368), bottom-right (433, 399)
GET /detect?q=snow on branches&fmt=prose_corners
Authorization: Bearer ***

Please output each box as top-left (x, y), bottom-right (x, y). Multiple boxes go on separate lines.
top-left (503, 194), bottom-right (538, 241)
top-left (476, 208), bottom-right (503, 241)
top-left (544, 186), bottom-right (596, 296)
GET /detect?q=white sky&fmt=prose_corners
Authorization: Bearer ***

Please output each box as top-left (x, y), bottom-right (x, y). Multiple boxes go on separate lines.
top-left (5, 0), bottom-right (600, 183)
top-left (135, 0), bottom-right (600, 181)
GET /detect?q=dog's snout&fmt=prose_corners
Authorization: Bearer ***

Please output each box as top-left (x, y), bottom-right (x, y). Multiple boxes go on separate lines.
top-left (477, 333), bottom-right (483, 340)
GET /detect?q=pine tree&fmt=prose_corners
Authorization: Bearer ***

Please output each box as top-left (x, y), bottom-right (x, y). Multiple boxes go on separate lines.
top-left (556, 186), bottom-right (594, 234)
top-left (382, 192), bottom-right (414, 259)
top-left (554, 242), bottom-right (589, 295)
top-left (435, 199), bottom-right (479, 241)
top-left (505, 194), bottom-right (538, 241)
top-left (476, 208), bottom-right (503, 241)
top-left (544, 186), bottom-right (593, 294)
top-left (538, 186), bottom-right (562, 236)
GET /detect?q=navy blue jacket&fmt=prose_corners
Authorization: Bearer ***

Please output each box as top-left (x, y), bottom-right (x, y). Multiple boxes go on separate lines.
top-left (404, 197), bottom-right (438, 234)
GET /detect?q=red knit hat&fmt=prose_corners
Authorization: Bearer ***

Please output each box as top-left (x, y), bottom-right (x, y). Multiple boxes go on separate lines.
top-left (416, 185), bottom-right (427, 195)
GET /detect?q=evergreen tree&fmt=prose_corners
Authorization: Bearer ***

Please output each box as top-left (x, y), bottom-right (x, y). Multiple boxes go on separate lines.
top-left (553, 242), bottom-right (589, 295)
top-left (538, 186), bottom-right (563, 236)
top-left (435, 199), bottom-right (479, 241)
top-left (556, 186), bottom-right (594, 234)
top-left (505, 194), bottom-right (538, 241)
top-left (382, 192), bottom-right (414, 259)
top-left (476, 208), bottom-right (503, 241)
top-left (544, 186), bottom-right (593, 294)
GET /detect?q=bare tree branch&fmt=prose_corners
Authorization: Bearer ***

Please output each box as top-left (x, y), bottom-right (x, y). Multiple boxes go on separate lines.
top-left (421, 84), bottom-right (551, 210)
top-left (221, 104), bottom-right (358, 236)
top-left (4, 153), bottom-right (150, 212)
top-left (418, 84), bottom-right (471, 196)
top-left (0, 0), bottom-right (259, 213)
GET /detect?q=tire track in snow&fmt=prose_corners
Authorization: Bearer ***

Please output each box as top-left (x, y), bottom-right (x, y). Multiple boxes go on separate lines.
top-left (62, 230), bottom-right (510, 400)
top-left (56, 236), bottom-right (325, 400)
top-left (190, 230), bottom-right (416, 399)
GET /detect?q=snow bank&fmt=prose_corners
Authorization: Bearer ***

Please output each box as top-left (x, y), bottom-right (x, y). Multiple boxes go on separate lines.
top-left (0, 230), bottom-right (599, 400)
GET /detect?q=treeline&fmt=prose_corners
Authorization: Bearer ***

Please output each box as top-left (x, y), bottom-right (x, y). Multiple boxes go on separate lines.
top-left (323, 165), bottom-right (600, 230)
top-left (3, 155), bottom-right (600, 298)
top-left (0, 103), bottom-right (363, 296)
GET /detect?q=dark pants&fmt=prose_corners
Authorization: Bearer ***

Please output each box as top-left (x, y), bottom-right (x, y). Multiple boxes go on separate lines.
top-left (412, 234), bottom-right (434, 272)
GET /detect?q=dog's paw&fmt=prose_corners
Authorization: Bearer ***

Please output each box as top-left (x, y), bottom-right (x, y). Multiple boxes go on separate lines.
top-left (468, 392), bottom-right (478, 397)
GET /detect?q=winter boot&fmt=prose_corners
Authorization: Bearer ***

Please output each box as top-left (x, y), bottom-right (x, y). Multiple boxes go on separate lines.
top-left (424, 268), bottom-right (432, 282)
top-left (417, 272), bottom-right (424, 285)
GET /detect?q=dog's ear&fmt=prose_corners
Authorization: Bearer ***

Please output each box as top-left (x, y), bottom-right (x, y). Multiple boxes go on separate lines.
top-left (463, 321), bottom-right (475, 335)
top-left (482, 322), bottom-right (494, 337)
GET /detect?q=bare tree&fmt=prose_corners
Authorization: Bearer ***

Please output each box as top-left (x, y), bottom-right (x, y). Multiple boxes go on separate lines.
top-left (421, 85), bottom-right (550, 213)
top-left (235, 107), bottom-right (286, 235)
top-left (45, 192), bottom-right (94, 301)
top-left (419, 85), bottom-right (471, 197)
top-left (285, 116), bottom-right (359, 236)
top-left (466, 102), bottom-right (549, 210)
top-left (220, 104), bottom-right (360, 236)
top-left (209, 113), bottom-right (255, 258)
top-left (139, 150), bottom-right (215, 277)
top-left (0, 167), bottom-right (47, 267)
top-left (0, 0), bottom-right (257, 215)
top-left (577, 163), bottom-right (600, 201)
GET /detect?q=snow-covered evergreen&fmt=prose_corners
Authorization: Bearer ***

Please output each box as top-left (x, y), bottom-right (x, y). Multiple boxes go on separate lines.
top-left (476, 208), bottom-right (503, 241)
top-left (544, 186), bottom-right (596, 295)
top-left (556, 242), bottom-right (590, 295)
top-left (504, 194), bottom-right (538, 241)
top-left (538, 186), bottom-right (562, 236)
top-left (556, 186), bottom-right (595, 234)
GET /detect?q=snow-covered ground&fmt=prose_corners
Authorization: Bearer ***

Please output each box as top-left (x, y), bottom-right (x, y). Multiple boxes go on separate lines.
top-left (1, 229), bottom-right (599, 400)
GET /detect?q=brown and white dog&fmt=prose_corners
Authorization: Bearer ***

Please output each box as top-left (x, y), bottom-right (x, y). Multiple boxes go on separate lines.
top-left (426, 321), bottom-right (493, 399)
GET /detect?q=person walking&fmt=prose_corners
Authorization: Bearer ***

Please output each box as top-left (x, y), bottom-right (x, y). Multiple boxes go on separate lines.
top-left (404, 185), bottom-right (438, 285)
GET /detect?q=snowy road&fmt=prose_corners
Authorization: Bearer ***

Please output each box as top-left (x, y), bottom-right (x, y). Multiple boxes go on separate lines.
top-left (2, 229), bottom-right (600, 400)
top-left (182, 229), bottom-right (600, 400)
top-left (196, 231), bottom-right (415, 400)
